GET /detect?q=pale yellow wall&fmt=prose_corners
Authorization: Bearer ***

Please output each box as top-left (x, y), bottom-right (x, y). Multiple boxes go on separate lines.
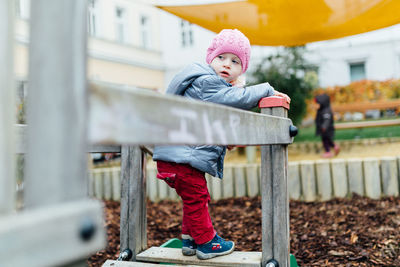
top-left (88, 38), bottom-right (162, 67)
top-left (14, 44), bottom-right (28, 79)
top-left (14, 41), bottom-right (165, 90)
top-left (14, 18), bottom-right (29, 79)
top-left (88, 58), bottom-right (164, 90)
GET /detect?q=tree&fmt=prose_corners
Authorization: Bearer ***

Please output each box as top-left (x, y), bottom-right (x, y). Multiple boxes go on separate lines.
top-left (249, 46), bottom-right (317, 125)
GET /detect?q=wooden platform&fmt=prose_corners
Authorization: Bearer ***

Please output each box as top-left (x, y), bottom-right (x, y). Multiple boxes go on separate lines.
top-left (103, 259), bottom-right (204, 266)
top-left (103, 247), bottom-right (262, 267)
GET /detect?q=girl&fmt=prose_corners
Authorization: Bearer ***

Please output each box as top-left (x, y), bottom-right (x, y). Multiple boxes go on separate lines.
top-left (153, 29), bottom-right (290, 260)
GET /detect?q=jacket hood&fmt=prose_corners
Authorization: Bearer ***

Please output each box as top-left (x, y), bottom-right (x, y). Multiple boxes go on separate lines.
top-left (166, 63), bottom-right (216, 95)
top-left (315, 93), bottom-right (331, 108)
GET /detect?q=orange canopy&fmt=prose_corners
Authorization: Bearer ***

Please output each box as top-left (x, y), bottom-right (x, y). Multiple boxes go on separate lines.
top-left (157, 0), bottom-right (400, 46)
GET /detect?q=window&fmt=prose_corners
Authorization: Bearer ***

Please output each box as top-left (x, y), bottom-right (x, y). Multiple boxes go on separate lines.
top-left (87, 0), bottom-right (98, 36)
top-left (349, 62), bottom-right (366, 82)
top-left (140, 15), bottom-right (151, 49)
top-left (15, 0), bottom-right (30, 20)
top-left (115, 7), bottom-right (127, 43)
top-left (180, 20), bottom-right (193, 47)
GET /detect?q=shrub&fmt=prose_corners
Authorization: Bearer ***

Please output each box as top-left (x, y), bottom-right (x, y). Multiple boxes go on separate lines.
top-left (249, 47), bottom-right (316, 125)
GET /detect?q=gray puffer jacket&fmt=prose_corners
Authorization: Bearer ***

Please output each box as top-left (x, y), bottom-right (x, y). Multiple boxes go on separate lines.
top-left (153, 63), bottom-right (274, 178)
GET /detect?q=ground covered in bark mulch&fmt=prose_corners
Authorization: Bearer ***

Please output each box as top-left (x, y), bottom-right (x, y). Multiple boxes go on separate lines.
top-left (88, 195), bottom-right (400, 266)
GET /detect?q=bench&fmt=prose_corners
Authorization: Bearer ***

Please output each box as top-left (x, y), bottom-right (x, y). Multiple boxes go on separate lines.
top-left (335, 118), bottom-right (400, 129)
top-left (332, 99), bottom-right (400, 114)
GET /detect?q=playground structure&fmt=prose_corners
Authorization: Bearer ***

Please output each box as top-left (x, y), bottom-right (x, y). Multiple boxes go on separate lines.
top-left (1, 1), bottom-right (298, 266)
top-left (91, 85), bottom-right (296, 267)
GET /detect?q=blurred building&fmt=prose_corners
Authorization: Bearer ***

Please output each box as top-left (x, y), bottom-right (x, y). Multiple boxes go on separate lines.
top-left (163, 20), bottom-right (400, 89)
top-left (306, 24), bottom-right (400, 87)
top-left (13, 0), bottom-right (279, 96)
top-left (13, 0), bottom-right (400, 97)
top-left (158, 7), bottom-right (400, 90)
top-left (14, 0), bottom-right (164, 98)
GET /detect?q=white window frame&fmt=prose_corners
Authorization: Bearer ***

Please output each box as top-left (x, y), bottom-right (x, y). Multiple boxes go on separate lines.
top-left (349, 61), bottom-right (366, 82)
top-left (16, 0), bottom-right (30, 20)
top-left (87, 0), bottom-right (98, 36)
top-left (140, 14), bottom-right (151, 49)
top-left (115, 6), bottom-right (128, 44)
top-left (180, 20), bottom-right (194, 48)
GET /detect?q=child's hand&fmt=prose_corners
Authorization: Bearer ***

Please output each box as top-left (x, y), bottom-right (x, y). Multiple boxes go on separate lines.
top-left (273, 90), bottom-right (291, 104)
top-left (230, 75), bottom-right (246, 88)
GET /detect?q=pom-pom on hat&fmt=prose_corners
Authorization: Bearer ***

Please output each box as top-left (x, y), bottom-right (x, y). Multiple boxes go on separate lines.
top-left (206, 29), bottom-right (251, 73)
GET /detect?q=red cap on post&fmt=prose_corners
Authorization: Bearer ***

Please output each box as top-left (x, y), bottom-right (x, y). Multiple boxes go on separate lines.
top-left (258, 96), bottom-right (290, 110)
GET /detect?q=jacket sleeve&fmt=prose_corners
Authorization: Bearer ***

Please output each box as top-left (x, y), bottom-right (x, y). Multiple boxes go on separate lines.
top-left (321, 113), bottom-right (332, 130)
top-left (199, 76), bottom-right (275, 110)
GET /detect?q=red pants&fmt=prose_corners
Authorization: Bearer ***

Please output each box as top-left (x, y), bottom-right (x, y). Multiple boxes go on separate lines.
top-left (156, 161), bottom-right (216, 244)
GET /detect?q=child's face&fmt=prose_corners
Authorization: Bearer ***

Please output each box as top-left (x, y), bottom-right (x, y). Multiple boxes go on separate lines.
top-left (210, 53), bottom-right (242, 83)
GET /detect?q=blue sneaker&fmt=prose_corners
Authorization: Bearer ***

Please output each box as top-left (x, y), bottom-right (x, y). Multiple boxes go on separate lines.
top-left (196, 234), bottom-right (235, 260)
top-left (181, 234), bottom-right (197, 256)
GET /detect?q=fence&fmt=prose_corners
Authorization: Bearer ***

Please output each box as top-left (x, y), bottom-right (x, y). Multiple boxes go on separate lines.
top-left (289, 137), bottom-right (400, 154)
top-left (88, 156), bottom-right (400, 202)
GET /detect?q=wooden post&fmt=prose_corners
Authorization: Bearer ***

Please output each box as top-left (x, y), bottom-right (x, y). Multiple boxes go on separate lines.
top-left (288, 162), bottom-right (301, 200)
top-left (347, 159), bottom-right (364, 196)
top-left (315, 160), bottom-right (332, 201)
top-left (120, 146), bottom-right (147, 260)
top-left (381, 157), bottom-right (399, 197)
top-left (331, 159), bottom-right (348, 198)
top-left (0, 0), bottom-right (15, 214)
top-left (0, 2), bottom-right (107, 266)
top-left (259, 96), bottom-right (291, 267)
top-left (363, 158), bottom-right (381, 199)
top-left (300, 161), bottom-right (317, 202)
top-left (25, 0), bottom-right (89, 207)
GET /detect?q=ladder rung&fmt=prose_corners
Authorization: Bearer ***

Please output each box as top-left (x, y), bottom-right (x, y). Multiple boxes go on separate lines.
top-left (136, 247), bottom-right (262, 267)
top-left (103, 259), bottom-right (206, 266)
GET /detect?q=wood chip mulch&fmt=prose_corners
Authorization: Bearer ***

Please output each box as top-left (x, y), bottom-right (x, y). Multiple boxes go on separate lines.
top-left (88, 194), bottom-right (400, 266)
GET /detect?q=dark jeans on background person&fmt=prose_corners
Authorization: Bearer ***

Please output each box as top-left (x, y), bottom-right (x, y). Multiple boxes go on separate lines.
top-left (322, 135), bottom-right (335, 152)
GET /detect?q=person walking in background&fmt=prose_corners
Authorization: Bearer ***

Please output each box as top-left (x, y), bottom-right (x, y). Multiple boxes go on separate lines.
top-left (315, 93), bottom-right (340, 158)
top-left (153, 29), bottom-right (290, 260)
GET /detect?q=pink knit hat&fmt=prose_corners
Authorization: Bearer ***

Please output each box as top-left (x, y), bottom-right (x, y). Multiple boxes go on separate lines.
top-left (206, 29), bottom-right (251, 73)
